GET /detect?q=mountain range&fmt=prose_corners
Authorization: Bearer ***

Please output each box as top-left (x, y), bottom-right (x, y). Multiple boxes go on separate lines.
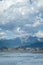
top-left (0, 36), bottom-right (43, 48)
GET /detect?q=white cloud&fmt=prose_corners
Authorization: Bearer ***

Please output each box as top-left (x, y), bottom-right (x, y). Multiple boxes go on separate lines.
top-left (25, 21), bottom-right (40, 27)
top-left (38, 0), bottom-right (43, 7)
top-left (0, 0), bottom-right (43, 39)
top-left (16, 0), bottom-right (25, 3)
top-left (0, 31), bottom-right (7, 39)
top-left (33, 15), bottom-right (43, 27)
top-left (0, 0), bottom-right (38, 25)
top-left (25, 16), bottom-right (43, 27)
top-left (0, 36), bottom-right (7, 39)
top-left (34, 31), bottom-right (43, 38)
top-left (14, 27), bottom-right (25, 35)
top-left (32, 20), bottom-right (40, 27)
top-left (25, 24), bottom-right (32, 27)
top-left (13, 27), bottom-right (29, 37)
top-left (0, 0), bottom-right (25, 22)
top-left (0, 0), bottom-right (13, 11)
top-left (0, 32), bottom-right (6, 35)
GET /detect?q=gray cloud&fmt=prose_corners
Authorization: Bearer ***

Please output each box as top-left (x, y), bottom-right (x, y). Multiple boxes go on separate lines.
top-left (0, 0), bottom-right (43, 39)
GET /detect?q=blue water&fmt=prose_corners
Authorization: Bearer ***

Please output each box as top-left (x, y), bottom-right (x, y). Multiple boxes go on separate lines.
top-left (0, 52), bottom-right (43, 65)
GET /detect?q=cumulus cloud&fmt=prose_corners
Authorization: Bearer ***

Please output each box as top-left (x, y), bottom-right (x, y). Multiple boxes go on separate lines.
top-left (0, 0), bottom-right (38, 24)
top-left (0, 31), bottom-right (7, 39)
top-left (0, 32), bottom-right (6, 35)
top-left (13, 27), bottom-right (29, 37)
top-left (38, 0), bottom-right (43, 7)
top-left (34, 31), bottom-right (43, 38)
top-left (25, 20), bottom-right (42, 27)
top-left (0, 0), bottom-right (43, 39)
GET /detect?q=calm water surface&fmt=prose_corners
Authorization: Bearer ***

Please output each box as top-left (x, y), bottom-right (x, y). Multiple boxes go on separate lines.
top-left (0, 52), bottom-right (43, 65)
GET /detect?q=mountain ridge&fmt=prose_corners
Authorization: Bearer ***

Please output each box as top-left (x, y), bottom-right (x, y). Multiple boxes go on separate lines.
top-left (0, 36), bottom-right (43, 48)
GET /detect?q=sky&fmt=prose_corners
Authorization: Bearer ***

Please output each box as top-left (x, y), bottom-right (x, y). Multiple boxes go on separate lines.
top-left (0, 0), bottom-right (43, 39)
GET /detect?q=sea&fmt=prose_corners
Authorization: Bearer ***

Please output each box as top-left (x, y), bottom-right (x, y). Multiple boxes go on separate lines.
top-left (0, 52), bottom-right (43, 65)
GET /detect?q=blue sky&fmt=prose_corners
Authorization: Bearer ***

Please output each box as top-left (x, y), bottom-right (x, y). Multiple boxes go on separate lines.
top-left (0, 0), bottom-right (43, 39)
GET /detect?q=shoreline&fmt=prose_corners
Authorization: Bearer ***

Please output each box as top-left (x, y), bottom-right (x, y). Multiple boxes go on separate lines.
top-left (0, 47), bottom-right (43, 53)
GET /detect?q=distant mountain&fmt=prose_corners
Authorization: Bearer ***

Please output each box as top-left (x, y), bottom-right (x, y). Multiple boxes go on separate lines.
top-left (0, 36), bottom-right (43, 48)
top-left (24, 41), bottom-right (43, 48)
top-left (0, 37), bottom-right (21, 48)
top-left (21, 36), bottom-right (43, 48)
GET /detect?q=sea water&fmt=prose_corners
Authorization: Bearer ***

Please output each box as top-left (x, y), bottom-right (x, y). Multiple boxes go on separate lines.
top-left (0, 52), bottom-right (43, 65)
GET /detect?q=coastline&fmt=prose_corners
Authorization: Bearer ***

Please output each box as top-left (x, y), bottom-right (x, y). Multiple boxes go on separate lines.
top-left (0, 47), bottom-right (43, 53)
